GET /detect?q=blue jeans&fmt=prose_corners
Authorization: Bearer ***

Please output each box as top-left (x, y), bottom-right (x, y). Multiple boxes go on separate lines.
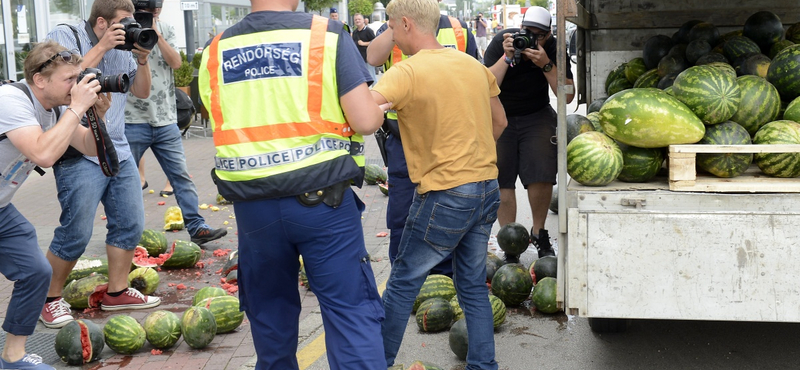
top-left (385, 133), bottom-right (452, 276)
top-left (0, 204), bottom-right (51, 335)
top-left (233, 188), bottom-right (385, 370)
top-left (50, 157), bottom-right (144, 261)
top-left (382, 180), bottom-right (500, 370)
top-left (125, 123), bottom-right (207, 235)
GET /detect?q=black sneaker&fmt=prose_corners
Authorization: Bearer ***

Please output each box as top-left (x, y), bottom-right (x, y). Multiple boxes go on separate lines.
top-left (532, 228), bottom-right (556, 258)
top-left (191, 226), bottom-right (227, 246)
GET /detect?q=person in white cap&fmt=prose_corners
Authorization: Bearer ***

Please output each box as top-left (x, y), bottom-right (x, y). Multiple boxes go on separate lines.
top-left (483, 6), bottom-right (574, 259)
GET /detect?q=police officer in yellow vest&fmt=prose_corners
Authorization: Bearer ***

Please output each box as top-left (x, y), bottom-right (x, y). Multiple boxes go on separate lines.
top-left (198, 0), bottom-right (387, 368)
top-left (367, 13), bottom-right (478, 277)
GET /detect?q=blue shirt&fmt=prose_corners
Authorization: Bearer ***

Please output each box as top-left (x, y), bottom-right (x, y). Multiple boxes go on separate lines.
top-left (46, 21), bottom-right (139, 163)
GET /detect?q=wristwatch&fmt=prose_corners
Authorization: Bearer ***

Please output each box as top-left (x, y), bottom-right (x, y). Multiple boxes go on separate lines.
top-left (542, 61), bottom-right (554, 72)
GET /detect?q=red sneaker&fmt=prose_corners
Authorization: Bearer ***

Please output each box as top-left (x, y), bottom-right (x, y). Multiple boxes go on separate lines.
top-left (100, 288), bottom-right (161, 311)
top-left (39, 298), bottom-right (74, 329)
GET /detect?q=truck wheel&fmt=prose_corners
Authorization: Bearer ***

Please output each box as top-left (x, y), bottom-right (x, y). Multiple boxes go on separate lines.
top-left (588, 318), bottom-right (630, 333)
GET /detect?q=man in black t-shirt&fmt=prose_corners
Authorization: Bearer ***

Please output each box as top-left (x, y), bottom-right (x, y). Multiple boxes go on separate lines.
top-left (484, 6), bottom-right (574, 259)
top-left (352, 13), bottom-right (376, 82)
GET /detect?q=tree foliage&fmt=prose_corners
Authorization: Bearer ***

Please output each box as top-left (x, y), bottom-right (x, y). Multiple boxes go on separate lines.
top-left (349, 0), bottom-right (375, 19)
top-left (304, 0), bottom-right (338, 14)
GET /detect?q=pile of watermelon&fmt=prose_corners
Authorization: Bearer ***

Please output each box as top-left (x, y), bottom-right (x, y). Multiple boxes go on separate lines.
top-left (569, 12), bottom-right (800, 186)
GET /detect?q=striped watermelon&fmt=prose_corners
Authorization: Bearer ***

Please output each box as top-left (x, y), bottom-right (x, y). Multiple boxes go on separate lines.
top-left (449, 295), bottom-right (464, 322)
top-left (531, 277), bottom-right (558, 314)
top-left (198, 296), bottom-right (245, 334)
top-left (138, 229), bottom-right (167, 256)
top-left (787, 23), bottom-right (800, 44)
top-left (696, 121), bottom-right (753, 178)
top-left (723, 36), bottom-right (761, 62)
top-left (143, 310), bottom-right (182, 349)
top-left (633, 69), bottom-right (660, 88)
top-left (607, 77), bottom-right (633, 96)
top-left (605, 63), bottom-right (627, 94)
top-left (162, 240), bottom-right (202, 269)
top-left (730, 75), bottom-right (781, 135)
top-left (770, 40), bottom-right (795, 59)
top-left (364, 164), bottom-right (387, 185)
top-left (415, 297), bottom-right (453, 332)
top-left (63, 274), bottom-right (108, 310)
top-left (616, 143), bottom-right (664, 183)
top-left (586, 112), bottom-right (602, 133)
top-left (672, 65), bottom-right (741, 124)
top-left (624, 57), bottom-right (647, 83)
top-left (491, 263), bottom-right (533, 307)
top-left (413, 274), bottom-right (456, 313)
top-left (65, 257), bottom-right (108, 286)
top-left (567, 132), bottom-right (623, 186)
top-left (127, 267), bottom-right (159, 295)
top-left (767, 45), bottom-right (800, 101)
top-left (784, 97), bottom-right (800, 122)
top-left (192, 286), bottom-right (227, 305)
top-left (489, 294), bottom-right (507, 329)
top-left (753, 120), bottom-right (800, 177)
top-left (598, 88), bottom-right (704, 148)
top-left (103, 315), bottom-right (146, 355)
top-left (181, 306), bottom-right (217, 349)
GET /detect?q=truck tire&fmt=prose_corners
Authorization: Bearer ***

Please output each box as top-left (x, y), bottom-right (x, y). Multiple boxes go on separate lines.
top-left (588, 318), bottom-right (631, 333)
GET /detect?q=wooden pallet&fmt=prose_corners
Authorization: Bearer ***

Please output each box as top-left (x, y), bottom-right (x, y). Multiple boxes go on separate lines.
top-left (668, 144), bottom-right (800, 192)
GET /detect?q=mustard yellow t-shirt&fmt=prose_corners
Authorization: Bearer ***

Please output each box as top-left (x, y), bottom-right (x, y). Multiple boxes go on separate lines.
top-left (372, 48), bottom-right (501, 194)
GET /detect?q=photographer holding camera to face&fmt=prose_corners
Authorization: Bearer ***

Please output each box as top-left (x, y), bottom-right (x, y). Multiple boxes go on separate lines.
top-left (484, 6), bottom-right (574, 260)
top-left (0, 40), bottom-right (110, 370)
top-left (39, 0), bottom-right (160, 330)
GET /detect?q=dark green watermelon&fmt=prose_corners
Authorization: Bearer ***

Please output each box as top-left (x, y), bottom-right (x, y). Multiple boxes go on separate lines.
top-left (743, 11), bottom-right (784, 54)
top-left (787, 23), bottom-right (800, 44)
top-left (448, 318), bottom-right (468, 361)
top-left (496, 223), bottom-right (529, 261)
top-left (491, 263), bottom-right (533, 307)
top-left (688, 22), bottom-right (720, 46)
top-left (643, 35), bottom-right (674, 70)
top-left (695, 52), bottom-right (728, 65)
top-left (674, 20), bottom-right (704, 44)
top-left (769, 40), bottom-right (795, 59)
top-left (566, 114), bottom-right (595, 143)
top-left (738, 53), bottom-right (771, 78)
top-left (587, 97), bottom-right (607, 113)
top-left (696, 121), bottom-right (752, 178)
top-left (686, 39), bottom-right (713, 65)
top-left (657, 54), bottom-right (687, 78)
top-left (616, 143), bottom-right (664, 183)
top-left (530, 256), bottom-right (557, 283)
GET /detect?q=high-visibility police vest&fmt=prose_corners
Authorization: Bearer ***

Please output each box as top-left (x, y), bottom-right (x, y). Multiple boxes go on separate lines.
top-left (385, 16), bottom-right (467, 120)
top-left (199, 15), bottom-right (365, 201)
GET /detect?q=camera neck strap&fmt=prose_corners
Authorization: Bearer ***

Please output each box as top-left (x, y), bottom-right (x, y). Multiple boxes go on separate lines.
top-left (85, 107), bottom-right (119, 177)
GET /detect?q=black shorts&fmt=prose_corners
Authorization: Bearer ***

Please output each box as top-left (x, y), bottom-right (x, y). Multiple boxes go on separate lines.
top-left (496, 106), bottom-right (557, 189)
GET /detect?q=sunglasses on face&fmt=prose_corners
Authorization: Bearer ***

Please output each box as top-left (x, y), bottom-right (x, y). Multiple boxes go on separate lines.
top-left (34, 50), bottom-right (80, 75)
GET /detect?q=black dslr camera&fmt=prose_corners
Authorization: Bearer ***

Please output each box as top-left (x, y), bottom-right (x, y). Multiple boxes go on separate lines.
top-left (512, 28), bottom-right (534, 50)
top-left (78, 68), bottom-right (130, 93)
top-left (114, 17), bottom-right (158, 51)
top-left (132, 0), bottom-right (162, 29)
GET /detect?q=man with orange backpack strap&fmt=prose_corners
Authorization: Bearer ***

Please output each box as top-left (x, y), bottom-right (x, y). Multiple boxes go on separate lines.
top-left (367, 4), bottom-right (478, 278)
top-left (198, 0), bottom-right (387, 368)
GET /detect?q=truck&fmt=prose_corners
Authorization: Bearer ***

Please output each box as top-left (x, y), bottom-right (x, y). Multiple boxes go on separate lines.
top-left (553, 0), bottom-right (800, 332)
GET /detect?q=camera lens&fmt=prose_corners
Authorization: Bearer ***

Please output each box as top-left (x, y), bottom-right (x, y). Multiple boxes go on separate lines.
top-left (99, 74), bottom-right (130, 94)
top-left (513, 36), bottom-right (531, 50)
top-left (133, 28), bottom-right (158, 50)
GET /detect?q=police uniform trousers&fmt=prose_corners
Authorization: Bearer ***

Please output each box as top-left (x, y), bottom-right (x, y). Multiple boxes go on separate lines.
top-left (385, 133), bottom-right (454, 277)
top-left (234, 188), bottom-right (385, 370)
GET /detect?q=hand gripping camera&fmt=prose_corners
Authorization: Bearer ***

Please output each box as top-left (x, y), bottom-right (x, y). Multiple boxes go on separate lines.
top-left (114, 17), bottom-right (159, 51)
top-left (512, 28), bottom-right (534, 50)
top-left (78, 68), bottom-right (130, 94)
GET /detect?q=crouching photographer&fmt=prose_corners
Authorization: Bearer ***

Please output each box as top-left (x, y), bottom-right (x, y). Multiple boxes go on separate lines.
top-left (0, 40), bottom-right (111, 370)
top-left (39, 0), bottom-right (160, 331)
top-left (484, 6), bottom-right (575, 259)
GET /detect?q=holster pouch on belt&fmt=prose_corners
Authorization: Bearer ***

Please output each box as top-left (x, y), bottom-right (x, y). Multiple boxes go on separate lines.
top-left (374, 126), bottom-right (389, 166)
top-left (296, 180), bottom-right (350, 208)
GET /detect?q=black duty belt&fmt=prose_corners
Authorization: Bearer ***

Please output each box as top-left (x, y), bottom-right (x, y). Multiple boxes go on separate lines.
top-left (296, 180), bottom-right (350, 208)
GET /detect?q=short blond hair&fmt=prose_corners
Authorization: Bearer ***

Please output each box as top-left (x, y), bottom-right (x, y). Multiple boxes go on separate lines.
top-left (24, 41), bottom-right (82, 82)
top-left (386, 0), bottom-right (440, 35)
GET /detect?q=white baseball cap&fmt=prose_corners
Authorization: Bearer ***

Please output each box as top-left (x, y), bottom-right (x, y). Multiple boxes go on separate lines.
top-left (521, 6), bottom-right (551, 31)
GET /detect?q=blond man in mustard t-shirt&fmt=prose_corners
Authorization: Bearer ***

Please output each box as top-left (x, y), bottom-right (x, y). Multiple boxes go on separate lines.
top-left (370, 0), bottom-right (507, 367)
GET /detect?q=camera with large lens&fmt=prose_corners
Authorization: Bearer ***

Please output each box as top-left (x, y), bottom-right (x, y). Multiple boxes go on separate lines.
top-left (512, 28), bottom-right (533, 50)
top-left (115, 17), bottom-right (158, 51)
top-left (132, 0), bottom-right (162, 28)
top-left (78, 67), bottom-right (130, 94)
